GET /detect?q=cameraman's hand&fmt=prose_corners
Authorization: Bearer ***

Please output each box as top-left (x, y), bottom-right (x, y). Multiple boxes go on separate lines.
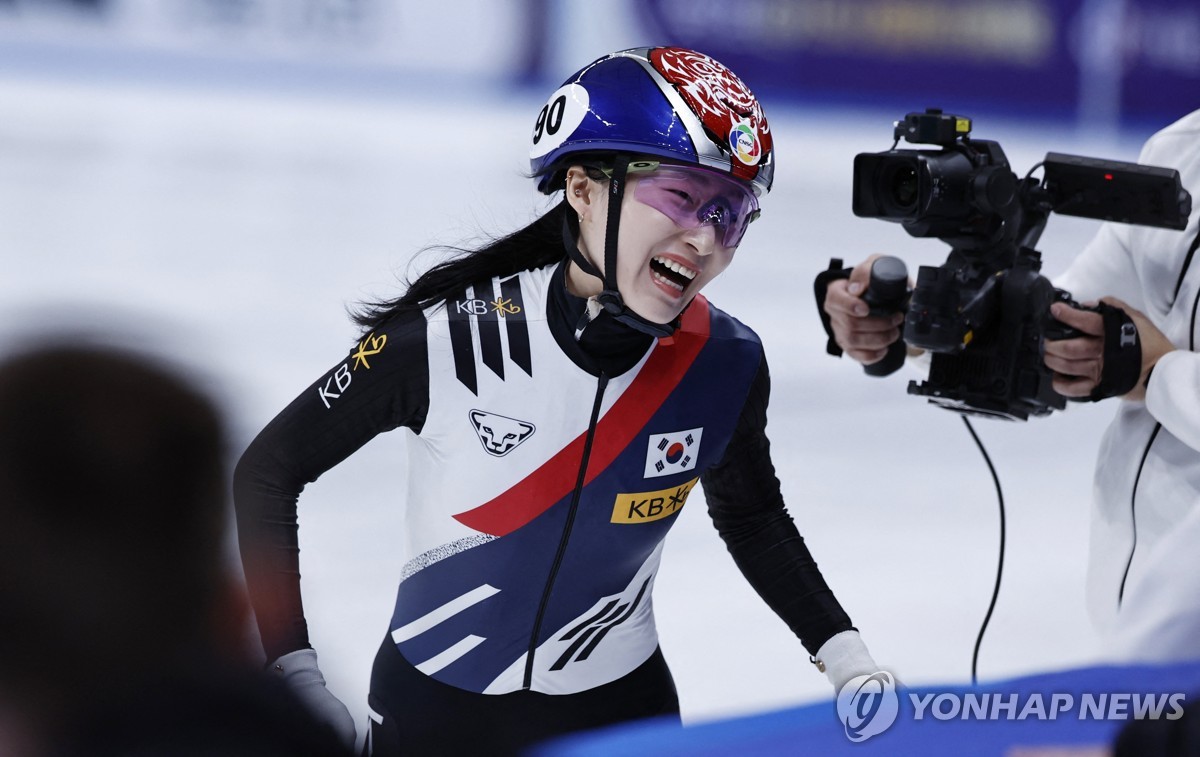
top-left (822, 254), bottom-right (905, 366)
top-left (1045, 301), bottom-right (1105, 397)
top-left (1045, 297), bottom-right (1174, 401)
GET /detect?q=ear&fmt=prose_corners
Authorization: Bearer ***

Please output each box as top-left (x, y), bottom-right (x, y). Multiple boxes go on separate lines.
top-left (564, 165), bottom-right (596, 221)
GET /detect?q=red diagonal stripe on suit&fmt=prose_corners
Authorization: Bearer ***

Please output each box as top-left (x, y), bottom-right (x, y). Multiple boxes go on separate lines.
top-left (453, 297), bottom-right (712, 537)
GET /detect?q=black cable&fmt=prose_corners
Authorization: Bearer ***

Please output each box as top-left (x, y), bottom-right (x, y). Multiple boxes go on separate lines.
top-left (1169, 225), bottom-right (1200, 303)
top-left (1189, 275), bottom-right (1200, 352)
top-left (961, 415), bottom-right (1005, 686)
top-left (1118, 423), bottom-right (1161, 605)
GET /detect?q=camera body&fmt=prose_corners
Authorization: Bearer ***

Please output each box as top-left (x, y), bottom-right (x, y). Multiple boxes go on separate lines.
top-left (850, 109), bottom-right (1191, 421)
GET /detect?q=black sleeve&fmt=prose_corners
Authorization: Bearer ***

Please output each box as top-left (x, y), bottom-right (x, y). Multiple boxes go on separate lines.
top-left (699, 348), bottom-right (855, 656)
top-left (233, 310), bottom-right (430, 662)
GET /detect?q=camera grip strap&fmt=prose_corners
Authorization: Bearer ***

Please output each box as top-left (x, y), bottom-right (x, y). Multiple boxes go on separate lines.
top-left (1086, 302), bottom-right (1142, 401)
top-left (814, 258), bottom-right (853, 357)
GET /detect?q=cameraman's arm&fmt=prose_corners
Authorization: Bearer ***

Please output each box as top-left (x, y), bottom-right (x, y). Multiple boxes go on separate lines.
top-left (1054, 115), bottom-right (1186, 310)
top-left (822, 254), bottom-right (906, 366)
top-left (1055, 222), bottom-right (1147, 312)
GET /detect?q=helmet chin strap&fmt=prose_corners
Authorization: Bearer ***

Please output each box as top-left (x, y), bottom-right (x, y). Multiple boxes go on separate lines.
top-left (562, 212), bottom-right (602, 280)
top-left (563, 155), bottom-right (681, 339)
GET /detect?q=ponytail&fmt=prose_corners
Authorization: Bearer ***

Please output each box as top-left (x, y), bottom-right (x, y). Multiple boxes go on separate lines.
top-left (352, 200), bottom-right (569, 332)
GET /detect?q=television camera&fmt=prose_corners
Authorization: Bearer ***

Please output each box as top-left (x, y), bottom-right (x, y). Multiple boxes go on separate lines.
top-left (822, 108), bottom-right (1191, 420)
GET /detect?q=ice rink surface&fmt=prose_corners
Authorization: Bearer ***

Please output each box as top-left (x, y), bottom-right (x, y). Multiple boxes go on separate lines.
top-left (0, 69), bottom-right (1160, 736)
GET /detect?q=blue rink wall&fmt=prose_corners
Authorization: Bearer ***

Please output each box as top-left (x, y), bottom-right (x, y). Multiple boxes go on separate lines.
top-left (1, 0), bottom-right (1197, 134)
top-left (632, 0), bottom-right (1200, 134)
top-left (534, 660), bottom-right (1200, 756)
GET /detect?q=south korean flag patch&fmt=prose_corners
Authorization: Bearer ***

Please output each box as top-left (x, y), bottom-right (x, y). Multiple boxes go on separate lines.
top-left (644, 428), bottom-right (703, 478)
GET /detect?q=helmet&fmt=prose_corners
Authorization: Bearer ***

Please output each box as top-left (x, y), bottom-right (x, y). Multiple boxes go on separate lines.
top-left (530, 46), bottom-right (774, 196)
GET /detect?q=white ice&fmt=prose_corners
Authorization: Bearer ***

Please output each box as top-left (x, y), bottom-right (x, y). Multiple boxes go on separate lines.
top-left (0, 65), bottom-right (1156, 742)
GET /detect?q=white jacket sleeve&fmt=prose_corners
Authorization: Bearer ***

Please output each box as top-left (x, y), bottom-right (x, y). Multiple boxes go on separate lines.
top-left (1053, 217), bottom-right (1146, 311)
top-left (1053, 111), bottom-right (1200, 311)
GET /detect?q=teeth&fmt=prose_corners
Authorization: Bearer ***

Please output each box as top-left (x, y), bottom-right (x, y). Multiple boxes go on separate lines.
top-left (652, 271), bottom-right (685, 291)
top-left (653, 256), bottom-right (697, 280)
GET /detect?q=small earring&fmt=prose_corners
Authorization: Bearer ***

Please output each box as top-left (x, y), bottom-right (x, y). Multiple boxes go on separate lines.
top-left (574, 189), bottom-right (582, 197)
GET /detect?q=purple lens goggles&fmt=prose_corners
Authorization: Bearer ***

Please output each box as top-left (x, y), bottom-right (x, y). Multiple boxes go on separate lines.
top-left (600, 160), bottom-right (761, 248)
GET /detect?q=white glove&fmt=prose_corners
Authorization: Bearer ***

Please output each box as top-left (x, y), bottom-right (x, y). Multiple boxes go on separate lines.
top-left (811, 630), bottom-right (883, 692)
top-left (271, 648), bottom-right (357, 748)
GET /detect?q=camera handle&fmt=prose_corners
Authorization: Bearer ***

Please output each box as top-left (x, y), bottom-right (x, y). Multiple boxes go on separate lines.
top-left (1043, 289), bottom-right (1089, 341)
top-left (863, 256), bottom-right (911, 377)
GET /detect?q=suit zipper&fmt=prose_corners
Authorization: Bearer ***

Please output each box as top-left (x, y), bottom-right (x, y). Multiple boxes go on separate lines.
top-left (522, 372), bottom-right (609, 689)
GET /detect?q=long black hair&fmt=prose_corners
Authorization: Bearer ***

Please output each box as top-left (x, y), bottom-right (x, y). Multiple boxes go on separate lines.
top-left (352, 198), bottom-right (571, 332)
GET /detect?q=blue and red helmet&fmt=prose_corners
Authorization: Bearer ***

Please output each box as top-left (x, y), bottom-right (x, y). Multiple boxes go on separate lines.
top-left (530, 46), bottom-right (774, 197)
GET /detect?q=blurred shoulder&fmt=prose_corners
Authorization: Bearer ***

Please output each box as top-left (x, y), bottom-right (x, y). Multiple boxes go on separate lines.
top-left (1140, 109), bottom-right (1200, 170)
top-left (699, 296), bottom-right (763, 349)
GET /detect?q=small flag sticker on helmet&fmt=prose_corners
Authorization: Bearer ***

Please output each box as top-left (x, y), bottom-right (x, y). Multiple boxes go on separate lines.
top-left (644, 427), bottom-right (703, 478)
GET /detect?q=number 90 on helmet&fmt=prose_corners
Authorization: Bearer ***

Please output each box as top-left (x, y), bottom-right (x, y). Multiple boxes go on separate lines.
top-left (530, 46), bottom-right (774, 198)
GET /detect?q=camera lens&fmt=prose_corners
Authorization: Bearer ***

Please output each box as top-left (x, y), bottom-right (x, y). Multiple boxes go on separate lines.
top-left (889, 165), bottom-right (919, 210)
top-left (852, 153), bottom-right (927, 220)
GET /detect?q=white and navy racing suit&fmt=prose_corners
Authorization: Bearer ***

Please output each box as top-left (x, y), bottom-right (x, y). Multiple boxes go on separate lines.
top-left (234, 259), bottom-right (857, 750)
top-left (1052, 108), bottom-right (1200, 654)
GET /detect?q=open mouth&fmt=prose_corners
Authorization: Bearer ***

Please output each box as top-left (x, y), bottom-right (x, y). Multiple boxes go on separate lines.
top-left (650, 256), bottom-right (697, 292)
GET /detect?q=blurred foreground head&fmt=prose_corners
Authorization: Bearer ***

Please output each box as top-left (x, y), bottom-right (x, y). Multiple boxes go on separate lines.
top-left (0, 342), bottom-right (236, 709)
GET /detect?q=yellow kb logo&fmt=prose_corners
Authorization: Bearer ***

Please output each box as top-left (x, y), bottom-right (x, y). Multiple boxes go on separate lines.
top-left (352, 333), bottom-right (387, 370)
top-left (611, 478), bottom-right (698, 524)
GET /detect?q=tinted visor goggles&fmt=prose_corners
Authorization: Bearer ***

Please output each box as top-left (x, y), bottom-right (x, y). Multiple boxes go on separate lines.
top-left (596, 160), bottom-right (761, 248)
